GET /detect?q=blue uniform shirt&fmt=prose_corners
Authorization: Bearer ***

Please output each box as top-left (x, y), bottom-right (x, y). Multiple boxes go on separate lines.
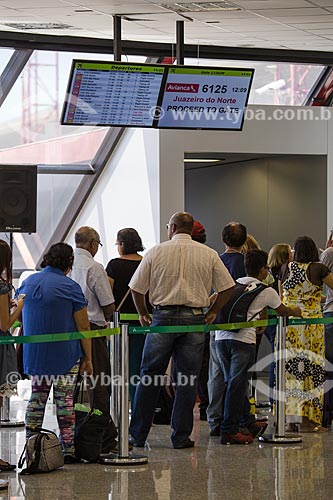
top-left (17, 266), bottom-right (87, 376)
top-left (220, 252), bottom-right (245, 280)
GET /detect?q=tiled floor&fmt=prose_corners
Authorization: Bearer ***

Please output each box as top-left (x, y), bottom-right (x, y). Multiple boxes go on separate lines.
top-left (1, 399), bottom-right (333, 500)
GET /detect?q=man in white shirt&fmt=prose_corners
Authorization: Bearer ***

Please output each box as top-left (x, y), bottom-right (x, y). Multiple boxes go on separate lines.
top-left (129, 211), bottom-right (235, 449)
top-left (215, 249), bottom-right (302, 445)
top-left (70, 226), bottom-right (117, 452)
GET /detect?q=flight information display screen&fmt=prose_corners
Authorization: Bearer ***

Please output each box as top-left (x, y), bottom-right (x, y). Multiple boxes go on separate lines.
top-left (157, 66), bottom-right (254, 130)
top-left (61, 61), bottom-right (165, 127)
top-left (61, 60), bottom-right (254, 131)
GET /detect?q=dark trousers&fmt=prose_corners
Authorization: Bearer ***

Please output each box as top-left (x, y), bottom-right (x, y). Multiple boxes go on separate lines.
top-left (198, 332), bottom-right (210, 415)
top-left (323, 312), bottom-right (333, 426)
top-left (87, 323), bottom-right (117, 449)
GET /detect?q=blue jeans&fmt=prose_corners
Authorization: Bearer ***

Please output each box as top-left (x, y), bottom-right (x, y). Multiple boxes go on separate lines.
top-left (216, 339), bottom-right (256, 434)
top-left (207, 333), bottom-right (225, 431)
top-left (129, 307), bottom-right (205, 446)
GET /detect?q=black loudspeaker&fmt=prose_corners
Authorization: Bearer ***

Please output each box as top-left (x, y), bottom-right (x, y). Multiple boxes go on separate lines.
top-left (0, 165), bottom-right (37, 233)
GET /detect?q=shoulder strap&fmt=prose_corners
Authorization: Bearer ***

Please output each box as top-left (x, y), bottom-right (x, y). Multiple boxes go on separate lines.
top-left (247, 284), bottom-right (268, 322)
top-left (18, 442), bottom-right (27, 469)
top-left (20, 433), bottom-right (43, 475)
top-left (73, 375), bottom-right (84, 405)
top-left (116, 288), bottom-right (131, 312)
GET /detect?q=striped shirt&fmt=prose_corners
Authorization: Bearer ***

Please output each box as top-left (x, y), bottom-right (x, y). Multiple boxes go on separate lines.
top-left (129, 233), bottom-right (234, 308)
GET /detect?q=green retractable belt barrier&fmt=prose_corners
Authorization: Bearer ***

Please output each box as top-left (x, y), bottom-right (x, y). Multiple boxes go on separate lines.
top-left (0, 327), bottom-right (121, 345)
top-left (1, 315), bottom-right (333, 344)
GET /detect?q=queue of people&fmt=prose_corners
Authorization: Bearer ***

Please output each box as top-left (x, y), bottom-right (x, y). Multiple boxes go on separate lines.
top-left (0, 211), bottom-right (333, 477)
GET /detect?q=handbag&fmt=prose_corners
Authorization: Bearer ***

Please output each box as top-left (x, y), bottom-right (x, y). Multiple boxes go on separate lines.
top-left (18, 429), bottom-right (64, 475)
top-left (74, 377), bottom-right (111, 462)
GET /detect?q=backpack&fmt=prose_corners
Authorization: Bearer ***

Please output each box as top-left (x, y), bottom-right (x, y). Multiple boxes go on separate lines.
top-left (217, 282), bottom-right (267, 332)
top-left (18, 429), bottom-right (64, 475)
top-left (73, 377), bottom-right (111, 462)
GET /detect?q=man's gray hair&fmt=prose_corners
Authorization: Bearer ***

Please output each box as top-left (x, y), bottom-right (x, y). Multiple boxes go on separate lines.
top-left (75, 226), bottom-right (99, 248)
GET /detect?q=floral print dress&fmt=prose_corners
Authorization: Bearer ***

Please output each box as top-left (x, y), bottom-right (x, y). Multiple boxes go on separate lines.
top-left (282, 261), bottom-right (325, 424)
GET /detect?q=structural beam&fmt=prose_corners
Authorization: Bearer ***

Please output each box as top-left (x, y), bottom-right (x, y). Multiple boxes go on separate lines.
top-left (0, 31), bottom-right (331, 65)
top-left (113, 15), bottom-right (122, 62)
top-left (176, 21), bottom-right (184, 65)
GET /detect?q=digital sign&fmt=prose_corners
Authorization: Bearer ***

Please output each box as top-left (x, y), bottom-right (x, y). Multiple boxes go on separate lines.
top-left (61, 60), bottom-right (254, 131)
top-left (61, 61), bottom-right (165, 127)
top-left (157, 66), bottom-right (254, 130)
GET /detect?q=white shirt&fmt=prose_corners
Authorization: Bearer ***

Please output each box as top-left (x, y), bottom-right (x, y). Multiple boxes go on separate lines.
top-left (70, 248), bottom-right (114, 326)
top-left (215, 276), bottom-right (281, 344)
top-left (129, 233), bottom-right (234, 308)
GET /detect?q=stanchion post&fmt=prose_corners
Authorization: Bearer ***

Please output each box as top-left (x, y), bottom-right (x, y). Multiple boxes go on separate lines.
top-left (99, 322), bottom-right (148, 465)
top-left (259, 316), bottom-right (302, 444)
top-left (110, 311), bottom-right (120, 424)
top-left (119, 323), bottom-right (129, 458)
top-left (0, 396), bottom-right (24, 428)
top-left (276, 316), bottom-right (287, 437)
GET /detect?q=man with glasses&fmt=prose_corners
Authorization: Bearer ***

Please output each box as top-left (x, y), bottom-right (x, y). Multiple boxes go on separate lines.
top-left (129, 212), bottom-right (235, 449)
top-left (70, 226), bottom-right (117, 453)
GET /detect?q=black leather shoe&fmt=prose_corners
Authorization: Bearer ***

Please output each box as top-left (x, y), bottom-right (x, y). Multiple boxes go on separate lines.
top-left (64, 455), bottom-right (82, 464)
top-left (173, 439), bottom-right (195, 449)
top-left (210, 427), bottom-right (221, 436)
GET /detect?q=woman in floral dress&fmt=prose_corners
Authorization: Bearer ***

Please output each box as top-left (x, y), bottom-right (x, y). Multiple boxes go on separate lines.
top-left (282, 236), bottom-right (333, 432)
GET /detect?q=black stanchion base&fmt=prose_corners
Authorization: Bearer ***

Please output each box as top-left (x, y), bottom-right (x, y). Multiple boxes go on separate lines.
top-left (259, 433), bottom-right (302, 444)
top-left (0, 419), bottom-right (25, 428)
top-left (99, 452), bottom-right (148, 466)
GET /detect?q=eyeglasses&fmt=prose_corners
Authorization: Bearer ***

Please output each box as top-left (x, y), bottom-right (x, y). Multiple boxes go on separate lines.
top-left (93, 240), bottom-right (103, 247)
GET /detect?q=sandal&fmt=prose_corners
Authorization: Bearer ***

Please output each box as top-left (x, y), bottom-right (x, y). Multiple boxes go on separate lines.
top-left (300, 425), bottom-right (328, 433)
top-left (0, 459), bottom-right (16, 472)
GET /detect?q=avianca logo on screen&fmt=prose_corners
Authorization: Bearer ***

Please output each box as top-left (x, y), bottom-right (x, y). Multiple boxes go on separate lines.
top-left (165, 83), bottom-right (199, 93)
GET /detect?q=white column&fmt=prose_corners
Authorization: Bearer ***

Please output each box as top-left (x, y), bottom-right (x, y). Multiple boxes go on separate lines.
top-left (327, 114), bottom-right (333, 235)
top-left (158, 130), bottom-right (186, 242)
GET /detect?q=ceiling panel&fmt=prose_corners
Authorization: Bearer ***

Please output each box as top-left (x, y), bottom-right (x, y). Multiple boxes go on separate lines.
top-left (234, 1), bottom-right (315, 8)
top-left (0, 0), bottom-right (67, 6)
top-left (290, 22), bottom-right (333, 28)
top-left (185, 11), bottom-right (258, 21)
top-left (307, 1), bottom-right (333, 5)
top-left (0, 0), bottom-right (329, 53)
top-left (252, 8), bottom-right (327, 17)
top-left (273, 15), bottom-right (333, 23)
top-left (76, 4), bottom-right (169, 14)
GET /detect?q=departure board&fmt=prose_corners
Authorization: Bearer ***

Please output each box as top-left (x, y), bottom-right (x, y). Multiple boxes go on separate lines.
top-left (61, 60), bottom-right (254, 130)
top-left (61, 61), bottom-right (165, 127)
